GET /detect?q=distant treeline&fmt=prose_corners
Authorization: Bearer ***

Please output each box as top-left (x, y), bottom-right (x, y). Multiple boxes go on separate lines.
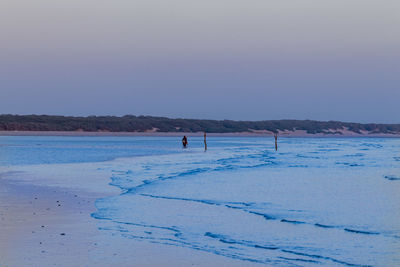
top-left (1, 114), bottom-right (400, 134)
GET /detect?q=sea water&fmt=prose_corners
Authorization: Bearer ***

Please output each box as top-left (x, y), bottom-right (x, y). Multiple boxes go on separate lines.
top-left (1, 136), bottom-right (399, 266)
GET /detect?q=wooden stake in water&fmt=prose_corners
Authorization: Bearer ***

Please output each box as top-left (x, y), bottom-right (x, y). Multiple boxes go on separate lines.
top-left (204, 132), bottom-right (207, 151)
top-left (274, 133), bottom-right (278, 151)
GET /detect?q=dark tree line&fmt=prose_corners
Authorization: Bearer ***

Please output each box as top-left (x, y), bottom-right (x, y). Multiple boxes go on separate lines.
top-left (0, 114), bottom-right (399, 134)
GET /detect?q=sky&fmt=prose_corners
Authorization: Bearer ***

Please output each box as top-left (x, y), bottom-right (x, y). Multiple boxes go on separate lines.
top-left (0, 0), bottom-right (399, 123)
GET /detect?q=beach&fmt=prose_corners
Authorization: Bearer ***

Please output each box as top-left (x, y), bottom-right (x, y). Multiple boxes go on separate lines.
top-left (1, 136), bottom-right (399, 266)
top-left (0, 171), bottom-right (261, 267)
top-left (2, 0), bottom-right (399, 265)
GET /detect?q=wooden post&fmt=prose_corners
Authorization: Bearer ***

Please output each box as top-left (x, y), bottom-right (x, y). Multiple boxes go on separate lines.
top-left (204, 132), bottom-right (207, 151)
top-left (274, 133), bottom-right (278, 151)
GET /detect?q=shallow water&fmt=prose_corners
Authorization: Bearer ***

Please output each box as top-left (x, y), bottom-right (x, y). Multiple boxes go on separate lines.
top-left (1, 136), bottom-right (400, 266)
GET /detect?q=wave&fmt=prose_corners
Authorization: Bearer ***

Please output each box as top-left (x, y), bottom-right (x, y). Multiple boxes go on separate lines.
top-left (344, 228), bottom-right (379, 235)
top-left (89, 138), bottom-right (399, 266)
top-left (335, 162), bottom-right (364, 167)
top-left (280, 249), bottom-right (370, 266)
top-left (384, 175), bottom-right (400, 181)
top-left (203, 231), bottom-right (366, 266)
top-left (314, 223), bottom-right (336, 229)
top-left (278, 256), bottom-right (321, 264)
top-left (281, 219), bottom-right (306, 224)
top-left (100, 192), bottom-right (386, 241)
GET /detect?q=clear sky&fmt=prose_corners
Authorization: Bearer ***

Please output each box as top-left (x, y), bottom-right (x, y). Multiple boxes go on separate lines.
top-left (1, 0), bottom-right (399, 123)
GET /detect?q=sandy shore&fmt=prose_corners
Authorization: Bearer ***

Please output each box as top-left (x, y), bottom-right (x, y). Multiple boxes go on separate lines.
top-left (0, 174), bottom-right (262, 267)
top-left (1, 130), bottom-right (400, 138)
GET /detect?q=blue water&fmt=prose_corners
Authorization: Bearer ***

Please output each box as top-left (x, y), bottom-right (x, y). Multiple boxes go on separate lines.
top-left (1, 136), bottom-right (400, 266)
top-left (0, 136), bottom-right (264, 166)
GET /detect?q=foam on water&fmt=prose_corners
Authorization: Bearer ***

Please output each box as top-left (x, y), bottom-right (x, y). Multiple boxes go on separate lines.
top-left (90, 138), bottom-right (400, 266)
top-left (1, 136), bottom-right (400, 266)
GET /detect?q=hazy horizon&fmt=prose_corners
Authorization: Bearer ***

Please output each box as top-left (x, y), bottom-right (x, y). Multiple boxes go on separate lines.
top-left (1, 1), bottom-right (399, 123)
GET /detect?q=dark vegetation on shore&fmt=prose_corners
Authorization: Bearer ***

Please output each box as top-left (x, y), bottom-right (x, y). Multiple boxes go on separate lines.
top-left (1, 114), bottom-right (400, 134)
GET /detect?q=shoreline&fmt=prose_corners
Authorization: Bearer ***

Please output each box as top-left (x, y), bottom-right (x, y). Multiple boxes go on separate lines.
top-left (0, 168), bottom-right (262, 267)
top-left (1, 130), bottom-right (400, 138)
top-left (1, 137), bottom-right (399, 266)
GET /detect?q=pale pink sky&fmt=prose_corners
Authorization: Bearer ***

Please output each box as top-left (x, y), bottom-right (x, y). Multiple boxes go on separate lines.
top-left (1, 0), bottom-right (399, 123)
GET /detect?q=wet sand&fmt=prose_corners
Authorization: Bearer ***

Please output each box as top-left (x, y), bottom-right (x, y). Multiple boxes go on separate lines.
top-left (0, 177), bottom-right (262, 267)
top-left (0, 179), bottom-right (100, 266)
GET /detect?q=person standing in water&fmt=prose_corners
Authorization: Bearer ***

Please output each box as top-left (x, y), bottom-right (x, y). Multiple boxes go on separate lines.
top-left (274, 133), bottom-right (278, 151)
top-left (182, 135), bottom-right (188, 148)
